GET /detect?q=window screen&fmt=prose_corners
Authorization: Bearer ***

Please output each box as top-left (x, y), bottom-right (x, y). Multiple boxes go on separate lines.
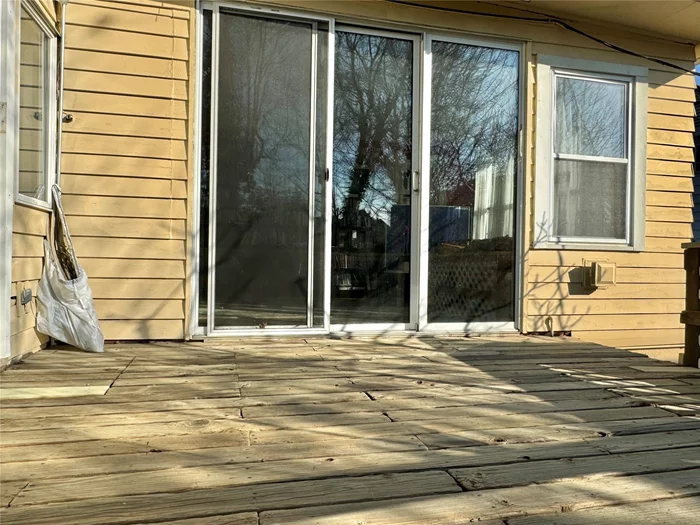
top-left (551, 74), bottom-right (630, 240)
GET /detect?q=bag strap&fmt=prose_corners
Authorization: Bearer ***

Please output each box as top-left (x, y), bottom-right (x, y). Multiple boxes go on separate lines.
top-left (45, 208), bottom-right (62, 276)
top-left (50, 185), bottom-right (81, 280)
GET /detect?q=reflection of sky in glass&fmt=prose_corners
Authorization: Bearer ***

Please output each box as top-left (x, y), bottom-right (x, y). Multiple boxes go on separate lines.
top-left (555, 76), bottom-right (627, 158)
top-left (430, 43), bottom-right (519, 206)
top-left (333, 32), bottom-right (413, 225)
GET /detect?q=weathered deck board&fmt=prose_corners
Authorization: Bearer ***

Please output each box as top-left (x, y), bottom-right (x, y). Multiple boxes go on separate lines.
top-left (1, 335), bottom-right (698, 525)
top-left (0, 481), bottom-right (26, 507)
top-left (0, 471), bottom-right (461, 524)
top-left (449, 443), bottom-right (700, 490)
top-left (260, 469), bottom-right (700, 525)
top-left (509, 497), bottom-right (700, 525)
top-left (135, 514), bottom-right (259, 525)
top-left (0, 385), bottom-right (111, 399)
top-left (241, 389), bottom-right (618, 417)
top-left (0, 436), bottom-right (427, 481)
top-left (18, 429), bottom-right (699, 506)
top-left (248, 406), bottom-right (670, 444)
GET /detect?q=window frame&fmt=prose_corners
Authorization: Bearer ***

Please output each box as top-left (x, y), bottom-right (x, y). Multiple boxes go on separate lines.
top-left (14, 0), bottom-right (58, 211)
top-left (534, 55), bottom-right (647, 251)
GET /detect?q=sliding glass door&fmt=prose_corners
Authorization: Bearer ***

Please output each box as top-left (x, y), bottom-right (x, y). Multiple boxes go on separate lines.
top-left (331, 28), bottom-right (419, 329)
top-left (202, 5), bottom-right (331, 332)
top-left (419, 36), bottom-right (520, 330)
top-left (197, 4), bottom-right (521, 334)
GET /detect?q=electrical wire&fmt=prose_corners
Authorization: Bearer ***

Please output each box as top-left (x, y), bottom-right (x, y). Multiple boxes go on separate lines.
top-left (387, 0), bottom-right (700, 77)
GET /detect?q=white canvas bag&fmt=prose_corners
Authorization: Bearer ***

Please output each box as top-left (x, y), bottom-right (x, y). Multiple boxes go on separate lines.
top-left (36, 186), bottom-right (104, 352)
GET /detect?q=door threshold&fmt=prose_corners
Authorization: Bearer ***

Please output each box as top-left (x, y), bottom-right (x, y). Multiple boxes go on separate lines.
top-left (194, 326), bottom-right (519, 338)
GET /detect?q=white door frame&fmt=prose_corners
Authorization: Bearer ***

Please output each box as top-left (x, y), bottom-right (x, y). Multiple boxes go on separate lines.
top-left (418, 33), bottom-right (524, 334)
top-left (0, 0), bottom-right (18, 359)
top-left (191, 3), bottom-right (526, 337)
top-left (202, 1), bottom-right (335, 336)
top-left (329, 24), bottom-right (421, 334)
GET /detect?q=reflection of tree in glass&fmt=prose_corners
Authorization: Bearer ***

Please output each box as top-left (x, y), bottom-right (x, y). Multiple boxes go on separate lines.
top-left (427, 43), bottom-right (519, 323)
top-left (430, 43), bottom-right (519, 208)
top-left (555, 77), bottom-right (626, 158)
top-left (333, 32), bottom-right (413, 225)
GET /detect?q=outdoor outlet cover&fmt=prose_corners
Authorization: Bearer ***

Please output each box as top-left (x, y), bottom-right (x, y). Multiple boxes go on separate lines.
top-left (20, 288), bottom-right (32, 306)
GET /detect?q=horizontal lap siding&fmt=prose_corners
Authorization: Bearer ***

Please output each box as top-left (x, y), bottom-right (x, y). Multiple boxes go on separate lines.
top-left (60, 0), bottom-right (192, 340)
top-left (10, 205), bottom-right (50, 359)
top-left (197, 1), bottom-right (693, 354)
top-left (55, 0), bottom-right (693, 348)
top-left (290, 0), bottom-right (695, 354)
top-left (526, 49), bottom-right (696, 352)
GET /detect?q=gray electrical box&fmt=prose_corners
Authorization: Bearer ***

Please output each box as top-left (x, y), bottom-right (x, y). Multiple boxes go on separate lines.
top-left (20, 288), bottom-right (32, 306)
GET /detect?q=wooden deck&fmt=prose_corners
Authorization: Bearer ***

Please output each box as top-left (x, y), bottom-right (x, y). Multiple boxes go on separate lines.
top-left (1, 335), bottom-right (700, 524)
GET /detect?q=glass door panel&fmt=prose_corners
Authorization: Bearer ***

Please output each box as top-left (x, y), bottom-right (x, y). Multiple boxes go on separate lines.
top-left (331, 30), bottom-right (416, 326)
top-left (198, 12), bottom-right (522, 334)
top-left (211, 9), bottom-right (327, 329)
top-left (426, 40), bottom-right (519, 324)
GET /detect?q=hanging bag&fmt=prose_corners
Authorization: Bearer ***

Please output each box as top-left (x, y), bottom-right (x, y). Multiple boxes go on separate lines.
top-left (36, 185), bottom-right (104, 352)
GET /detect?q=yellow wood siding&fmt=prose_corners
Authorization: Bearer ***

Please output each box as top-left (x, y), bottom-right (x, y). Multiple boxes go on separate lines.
top-left (525, 59), bottom-right (695, 353)
top-left (34, 0), bottom-right (693, 349)
top-left (59, 0), bottom-right (192, 340)
top-left (248, 1), bottom-right (695, 354)
top-left (10, 204), bottom-right (49, 359)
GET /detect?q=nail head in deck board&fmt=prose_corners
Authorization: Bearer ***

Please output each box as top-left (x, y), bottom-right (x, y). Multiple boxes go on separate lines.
top-left (259, 468), bottom-right (700, 525)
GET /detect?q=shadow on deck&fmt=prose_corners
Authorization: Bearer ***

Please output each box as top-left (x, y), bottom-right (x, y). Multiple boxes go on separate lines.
top-left (1, 334), bottom-right (700, 524)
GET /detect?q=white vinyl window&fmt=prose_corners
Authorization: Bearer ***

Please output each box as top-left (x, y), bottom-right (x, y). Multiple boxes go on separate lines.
top-left (15, 1), bottom-right (57, 208)
top-left (535, 55), bottom-right (647, 251)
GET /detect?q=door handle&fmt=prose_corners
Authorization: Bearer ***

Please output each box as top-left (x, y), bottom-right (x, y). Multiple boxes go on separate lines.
top-left (412, 171), bottom-right (419, 193)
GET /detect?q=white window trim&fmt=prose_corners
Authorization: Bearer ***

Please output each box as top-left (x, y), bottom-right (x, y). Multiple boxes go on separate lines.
top-left (14, 0), bottom-right (58, 211)
top-left (534, 55), bottom-right (647, 252)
